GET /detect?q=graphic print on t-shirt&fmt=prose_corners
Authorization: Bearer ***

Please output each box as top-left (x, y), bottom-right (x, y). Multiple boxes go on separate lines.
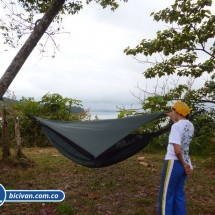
top-left (181, 124), bottom-right (194, 164)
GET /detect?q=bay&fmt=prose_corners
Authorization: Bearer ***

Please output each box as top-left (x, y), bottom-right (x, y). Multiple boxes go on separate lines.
top-left (90, 111), bottom-right (118, 120)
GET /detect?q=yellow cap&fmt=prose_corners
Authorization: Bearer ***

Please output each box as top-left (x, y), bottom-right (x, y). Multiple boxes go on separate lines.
top-left (173, 101), bottom-right (190, 116)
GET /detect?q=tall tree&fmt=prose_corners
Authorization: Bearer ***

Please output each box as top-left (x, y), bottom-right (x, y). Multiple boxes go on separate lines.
top-left (0, 0), bottom-right (128, 98)
top-left (123, 0), bottom-right (215, 111)
top-left (0, 0), bottom-right (66, 98)
top-left (122, 0), bottom-right (215, 154)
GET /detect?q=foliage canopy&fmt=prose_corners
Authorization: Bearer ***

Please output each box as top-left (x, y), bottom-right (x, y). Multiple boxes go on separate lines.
top-left (125, 0), bottom-right (215, 79)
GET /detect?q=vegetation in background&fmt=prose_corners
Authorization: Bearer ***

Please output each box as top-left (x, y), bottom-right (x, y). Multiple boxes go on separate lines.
top-left (0, 92), bottom-right (89, 149)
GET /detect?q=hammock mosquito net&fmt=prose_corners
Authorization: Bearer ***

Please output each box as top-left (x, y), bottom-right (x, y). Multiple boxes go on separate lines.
top-left (29, 112), bottom-right (167, 168)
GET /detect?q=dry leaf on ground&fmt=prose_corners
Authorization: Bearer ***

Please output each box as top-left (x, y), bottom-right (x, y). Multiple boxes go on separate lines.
top-left (137, 156), bottom-right (145, 161)
top-left (139, 162), bottom-right (150, 167)
top-left (88, 192), bottom-right (100, 199)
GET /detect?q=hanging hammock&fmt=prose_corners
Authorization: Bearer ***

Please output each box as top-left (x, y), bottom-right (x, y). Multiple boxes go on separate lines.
top-left (28, 112), bottom-right (167, 168)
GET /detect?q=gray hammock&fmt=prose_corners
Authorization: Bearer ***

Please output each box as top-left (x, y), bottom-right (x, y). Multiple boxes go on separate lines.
top-left (29, 112), bottom-right (167, 168)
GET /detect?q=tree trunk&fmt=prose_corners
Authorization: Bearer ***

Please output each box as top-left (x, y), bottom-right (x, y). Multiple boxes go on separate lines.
top-left (0, 0), bottom-right (65, 98)
top-left (34, 126), bottom-right (37, 147)
top-left (14, 117), bottom-right (23, 158)
top-left (2, 108), bottom-right (11, 158)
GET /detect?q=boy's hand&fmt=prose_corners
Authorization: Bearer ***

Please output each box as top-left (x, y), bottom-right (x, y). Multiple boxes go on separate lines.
top-left (165, 112), bottom-right (173, 117)
top-left (165, 111), bottom-right (177, 123)
top-left (183, 163), bottom-right (192, 175)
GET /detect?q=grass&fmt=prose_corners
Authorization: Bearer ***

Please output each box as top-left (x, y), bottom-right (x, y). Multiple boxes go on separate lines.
top-left (0, 147), bottom-right (214, 215)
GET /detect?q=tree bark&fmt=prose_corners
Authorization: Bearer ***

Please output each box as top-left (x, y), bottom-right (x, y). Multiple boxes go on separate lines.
top-left (14, 117), bottom-right (23, 158)
top-left (2, 108), bottom-right (11, 158)
top-left (0, 0), bottom-right (65, 98)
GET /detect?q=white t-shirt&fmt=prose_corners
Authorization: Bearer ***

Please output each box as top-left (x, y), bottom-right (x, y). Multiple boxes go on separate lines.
top-left (165, 119), bottom-right (194, 169)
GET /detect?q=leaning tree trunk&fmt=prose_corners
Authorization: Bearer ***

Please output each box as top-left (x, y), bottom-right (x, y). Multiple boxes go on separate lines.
top-left (0, 0), bottom-right (65, 98)
top-left (14, 117), bottom-right (23, 158)
top-left (2, 108), bottom-right (11, 158)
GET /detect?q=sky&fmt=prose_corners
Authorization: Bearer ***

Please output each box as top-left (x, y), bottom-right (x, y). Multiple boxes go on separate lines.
top-left (0, 0), bottom-right (210, 118)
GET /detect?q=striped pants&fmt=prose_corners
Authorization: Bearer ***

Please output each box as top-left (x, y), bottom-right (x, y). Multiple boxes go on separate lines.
top-left (158, 160), bottom-right (187, 215)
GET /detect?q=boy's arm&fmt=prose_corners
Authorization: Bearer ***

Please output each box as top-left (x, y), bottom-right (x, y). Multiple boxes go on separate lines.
top-left (173, 143), bottom-right (192, 175)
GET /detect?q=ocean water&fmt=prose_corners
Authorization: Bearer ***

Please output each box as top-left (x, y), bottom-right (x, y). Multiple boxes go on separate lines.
top-left (90, 111), bottom-right (119, 120)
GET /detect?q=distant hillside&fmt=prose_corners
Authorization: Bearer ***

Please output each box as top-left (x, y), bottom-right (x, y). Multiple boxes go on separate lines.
top-left (0, 97), bottom-right (19, 104)
top-left (68, 106), bottom-right (85, 114)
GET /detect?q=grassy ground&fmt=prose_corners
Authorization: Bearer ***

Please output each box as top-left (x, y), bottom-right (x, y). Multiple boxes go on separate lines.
top-left (0, 147), bottom-right (214, 215)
